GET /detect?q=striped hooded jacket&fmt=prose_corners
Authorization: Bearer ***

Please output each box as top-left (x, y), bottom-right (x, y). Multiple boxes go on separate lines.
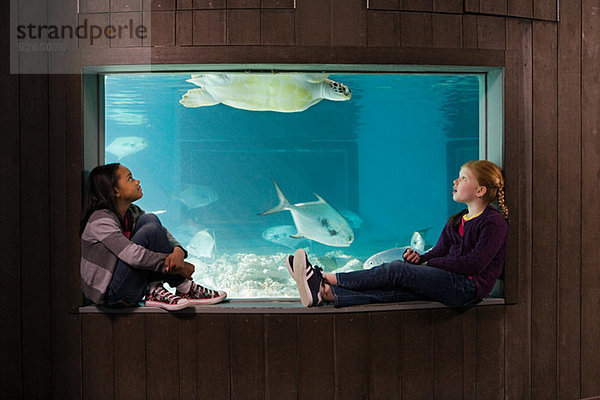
top-left (80, 204), bottom-right (184, 304)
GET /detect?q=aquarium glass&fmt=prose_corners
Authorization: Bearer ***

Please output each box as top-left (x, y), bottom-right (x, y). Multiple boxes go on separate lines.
top-left (104, 72), bottom-right (486, 298)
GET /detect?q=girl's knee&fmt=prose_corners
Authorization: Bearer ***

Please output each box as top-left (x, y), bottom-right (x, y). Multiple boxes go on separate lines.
top-left (137, 213), bottom-right (161, 226)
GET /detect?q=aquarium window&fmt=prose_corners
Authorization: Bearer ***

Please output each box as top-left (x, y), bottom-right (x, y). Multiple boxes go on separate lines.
top-left (87, 67), bottom-right (503, 300)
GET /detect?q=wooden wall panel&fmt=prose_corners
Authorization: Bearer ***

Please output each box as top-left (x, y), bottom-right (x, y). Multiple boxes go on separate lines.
top-left (334, 314), bottom-right (370, 399)
top-left (369, 313), bottom-right (401, 399)
top-left (581, 0), bottom-right (600, 396)
top-left (265, 315), bottom-right (298, 400)
top-left (367, 11), bottom-right (400, 47)
top-left (507, 0), bottom-right (532, 18)
top-left (261, 10), bottom-right (295, 45)
top-left (230, 315), bottom-right (266, 399)
top-left (477, 15), bottom-right (505, 49)
top-left (480, 0), bottom-right (507, 15)
top-left (531, 20), bottom-right (558, 400)
top-left (401, 311), bottom-right (433, 398)
top-left (176, 10), bottom-right (193, 45)
top-left (556, 1), bottom-right (582, 399)
top-left (0, 1), bottom-right (22, 396)
top-left (114, 315), bottom-right (146, 399)
top-left (462, 14), bottom-right (478, 48)
top-left (400, 12), bottom-right (432, 47)
top-left (368, 0), bottom-right (400, 10)
top-left (295, 0), bottom-right (331, 46)
top-left (433, 0), bottom-right (462, 13)
top-left (179, 316), bottom-right (197, 400)
top-left (82, 315), bottom-right (114, 400)
top-left (403, 0), bottom-right (433, 12)
top-left (331, 0), bottom-right (367, 47)
top-left (227, 9), bottom-right (261, 45)
top-left (20, 70), bottom-right (52, 400)
top-left (148, 11), bottom-right (176, 46)
top-left (298, 316), bottom-right (335, 399)
top-left (534, 0), bottom-right (557, 22)
top-left (146, 315), bottom-right (180, 399)
top-left (196, 314), bottom-right (230, 399)
top-left (432, 13), bottom-right (462, 48)
top-left (504, 17), bottom-right (533, 400)
top-left (193, 10), bottom-right (226, 45)
top-left (476, 307), bottom-right (506, 400)
top-left (432, 310), bottom-right (464, 400)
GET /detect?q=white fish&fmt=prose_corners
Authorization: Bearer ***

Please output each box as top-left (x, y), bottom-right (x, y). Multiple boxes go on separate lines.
top-left (262, 225), bottom-right (308, 249)
top-left (363, 229), bottom-right (433, 269)
top-left (338, 209), bottom-right (363, 229)
top-left (148, 210), bottom-right (167, 215)
top-left (105, 136), bottom-right (148, 160)
top-left (410, 229), bottom-right (431, 253)
top-left (363, 247), bottom-right (411, 269)
top-left (177, 184), bottom-right (218, 209)
top-left (258, 179), bottom-right (354, 247)
top-left (186, 229), bottom-right (216, 259)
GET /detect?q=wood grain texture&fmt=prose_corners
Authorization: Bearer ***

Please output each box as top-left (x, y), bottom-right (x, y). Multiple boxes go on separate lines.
top-left (261, 10), bottom-right (295, 45)
top-left (401, 311), bottom-right (433, 399)
top-left (400, 12), bottom-right (432, 47)
top-left (475, 307), bottom-right (505, 399)
top-left (367, 11), bottom-right (400, 47)
top-left (504, 17), bottom-right (533, 400)
top-left (480, 0), bottom-right (507, 15)
top-left (265, 315), bottom-right (298, 400)
top-left (227, 9), bottom-right (261, 45)
top-left (556, 1), bottom-right (582, 399)
top-left (193, 9), bottom-right (226, 45)
top-left (114, 315), bottom-right (146, 399)
top-left (581, 0), bottom-right (600, 397)
top-left (196, 314), bottom-right (230, 399)
top-left (531, 19), bottom-right (558, 400)
top-left (507, 0), bottom-right (532, 18)
top-left (331, 0), bottom-right (367, 47)
top-left (82, 315), bottom-right (114, 400)
top-left (477, 15), bottom-right (505, 49)
top-left (432, 310), bottom-right (464, 400)
top-left (334, 314), bottom-right (370, 399)
top-left (146, 315), bottom-right (180, 399)
top-left (230, 315), bottom-right (265, 399)
top-left (298, 315), bottom-right (335, 399)
top-left (295, 0), bottom-right (331, 46)
top-left (369, 312), bottom-right (401, 399)
top-left (432, 13), bottom-right (462, 48)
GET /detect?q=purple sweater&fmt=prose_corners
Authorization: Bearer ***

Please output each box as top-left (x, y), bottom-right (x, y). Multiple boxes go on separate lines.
top-left (420, 206), bottom-right (508, 299)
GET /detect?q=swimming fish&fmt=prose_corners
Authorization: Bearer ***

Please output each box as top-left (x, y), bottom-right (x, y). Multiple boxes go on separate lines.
top-left (363, 247), bottom-right (411, 269)
top-left (363, 229), bottom-right (433, 269)
top-left (262, 225), bottom-right (308, 249)
top-left (258, 179), bottom-right (354, 247)
top-left (105, 136), bottom-right (148, 160)
top-left (186, 229), bottom-right (216, 259)
top-left (176, 184), bottom-right (219, 209)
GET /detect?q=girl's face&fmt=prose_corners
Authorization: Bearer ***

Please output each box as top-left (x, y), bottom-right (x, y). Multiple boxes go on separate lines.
top-left (452, 167), bottom-right (484, 204)
top-left (114, 166), bottom-right (143, 203)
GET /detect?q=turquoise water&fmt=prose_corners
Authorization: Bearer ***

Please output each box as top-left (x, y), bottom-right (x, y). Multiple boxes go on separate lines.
top-left (104, 72), bottom-right (480, 298)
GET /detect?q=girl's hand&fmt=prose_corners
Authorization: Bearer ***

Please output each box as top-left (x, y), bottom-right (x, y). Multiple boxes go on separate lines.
top-left (165, 246), bottom-right (186, 273)
top-left (179, 262), bottom-right (195, 280)
top-left (403, 248), bottom-right (421, 264)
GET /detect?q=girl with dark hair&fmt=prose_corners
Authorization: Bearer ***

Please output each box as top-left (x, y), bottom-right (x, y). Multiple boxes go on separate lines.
top-left (80, 163), bottom-right (226, 311)
top-left (287, 160), bottom-right (509, 308)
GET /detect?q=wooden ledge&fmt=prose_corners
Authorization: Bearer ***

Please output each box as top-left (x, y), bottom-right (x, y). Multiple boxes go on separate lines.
top-left (78, 298), bottom-right (505, 314)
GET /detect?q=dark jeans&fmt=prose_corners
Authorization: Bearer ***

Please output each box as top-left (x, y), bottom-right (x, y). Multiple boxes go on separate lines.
top-left (331, 260), bottom-right (479, 308)
top-left (105, 213), bottom-right (185, 308)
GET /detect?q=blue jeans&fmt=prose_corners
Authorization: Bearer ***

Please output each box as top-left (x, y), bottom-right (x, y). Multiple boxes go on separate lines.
top-left (105, 213), bottom-right (185, 308)
top-left (331, 260), bottom-right (479, 308)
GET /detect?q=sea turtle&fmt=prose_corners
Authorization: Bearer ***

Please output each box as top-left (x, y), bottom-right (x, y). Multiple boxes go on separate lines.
top-left (179, 73), bottom-right (352, 113)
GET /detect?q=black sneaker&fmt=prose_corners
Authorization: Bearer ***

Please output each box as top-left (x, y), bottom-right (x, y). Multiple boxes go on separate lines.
top-left (292, 249), bottom-right (324, 307)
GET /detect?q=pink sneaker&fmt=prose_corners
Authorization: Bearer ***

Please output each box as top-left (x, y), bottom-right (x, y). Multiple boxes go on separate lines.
top-left (145, 284), bottom-right (191, 311)
top-left (177, 282), bottom-right (227, 305)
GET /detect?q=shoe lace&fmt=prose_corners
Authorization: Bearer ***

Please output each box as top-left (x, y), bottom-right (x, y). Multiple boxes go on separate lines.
top-left (153, 287), bottom-right (181, 304)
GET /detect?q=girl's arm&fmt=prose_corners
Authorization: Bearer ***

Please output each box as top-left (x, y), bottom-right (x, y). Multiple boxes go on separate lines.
top-left (83, 215), bottom-right (169, 272)
top-left (418, 224), bottom-right (453, 263)
top-left (425, 217), bottom-right (508, 275)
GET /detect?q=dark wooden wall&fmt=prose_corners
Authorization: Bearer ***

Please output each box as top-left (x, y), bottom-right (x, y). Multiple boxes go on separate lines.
top-left (2, 0), bottom-right (600, 399)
